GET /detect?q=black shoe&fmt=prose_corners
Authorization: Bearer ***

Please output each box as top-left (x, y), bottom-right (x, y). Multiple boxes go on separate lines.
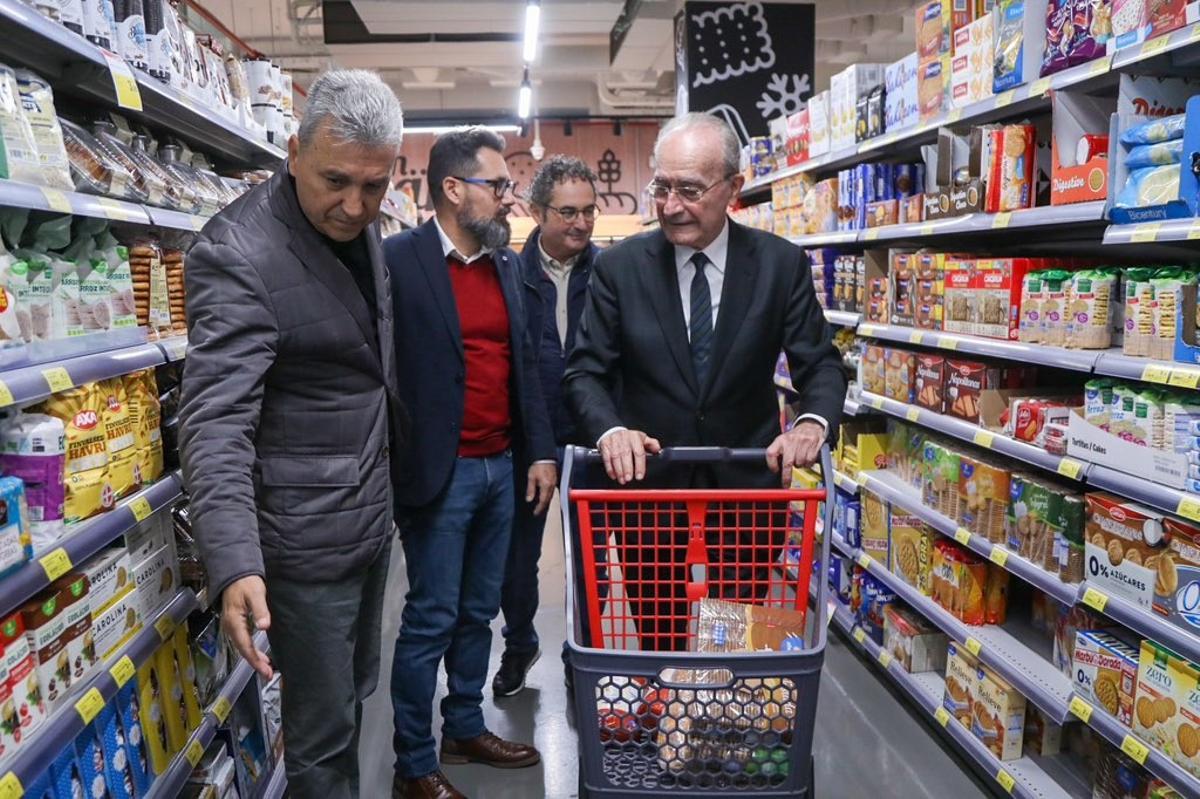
top-left (492, 648), bottom-right (541, 697)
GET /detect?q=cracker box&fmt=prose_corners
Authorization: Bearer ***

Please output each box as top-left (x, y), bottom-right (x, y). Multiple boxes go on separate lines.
top-left (944, 640), bottom-right (979, 725)
top-left (918, 57), bottom-right (949, 124)
top-left (944, 266), bottom-right (975, 335)
top-left (945, 359), bottom-right (998, 422)
top-left (53, 573), bottom-right (94, 688)
top-left (890, 509), bottom-right (936, 594)
top-left (862, 344), bottom-right (887, 396)
top-left (951, 12), bottom-right (995, 109)
top-left (885, 54), bottom-right (920, 133)
top-left (1135, 640), bottom-right (1185, 759)
top-left (0, 613), bottom-right (45, 742)
top-left (21, 590), bottom-right (69, 711)
top-left (971, 665), bottom-right (1027, 760)
top-left (137, 657), bottom-right (173, 774)
top-left (917, 0), bottom-right (954, 61)
top-left (883, 605), bottom-right (948, 673)
top-left (133, 544), bottom-right (180, 620)
top-left (1085, 492), bottom-right (1166, 612)
top-left (973, 258), bottom-right (1029, 340)
top-left (890, 253), bottom-right (918, 326)
top-left (916, 354), bottom-right (948, 413)
top-left (82, 547), bottom-right (133, 616)
top-left (861, 491), bottom-right (890, 565)
top-left (93, 585), bottom-right (142, 662)
top-left (884, 348), bottom-right (917, 404)
top-left (1073, 630), bottom-right (1139, 726)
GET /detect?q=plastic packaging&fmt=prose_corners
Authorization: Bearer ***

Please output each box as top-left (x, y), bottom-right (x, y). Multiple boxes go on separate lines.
top-left (1124, 139), bottom-right (1183, 169)
top-left (157, 145), bottom-right (221, 215)
top-left (1119, 113), bottom-right (1186, 145)
top-left (1114, 164), bottom-right (1180, 208)
top-left (87, 121), bottom-right (150, 204)
top-left (0, 64), bottom-right (44, 186)
top-left (14, 71), bottom-right (73, 191)
top-left (82, 0), bottom-right (116, 51)
top-left (59, 118), bottom-right (127, 197)
top-left (112, 0), bottom-right (149, 71)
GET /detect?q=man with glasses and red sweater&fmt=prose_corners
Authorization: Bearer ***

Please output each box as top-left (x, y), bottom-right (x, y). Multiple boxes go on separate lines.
top-left (385, 127), bottom-right (556, 799)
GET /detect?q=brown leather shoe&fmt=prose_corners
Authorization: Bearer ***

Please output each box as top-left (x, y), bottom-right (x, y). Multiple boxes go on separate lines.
top-left (392, 770), bottom-right (466, 799)
top-left (440, 732), bottom-right (541, 768)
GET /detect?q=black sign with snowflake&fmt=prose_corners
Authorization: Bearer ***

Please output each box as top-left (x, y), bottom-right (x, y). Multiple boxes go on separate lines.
top-left (675, 1), bottom-right (814, 143)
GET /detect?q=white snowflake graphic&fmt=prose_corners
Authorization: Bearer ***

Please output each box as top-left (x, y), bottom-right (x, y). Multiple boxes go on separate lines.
top-left (756, 72), bottom-right (811, 119)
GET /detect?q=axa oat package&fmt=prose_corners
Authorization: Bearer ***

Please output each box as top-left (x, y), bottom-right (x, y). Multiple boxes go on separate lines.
top-left (38, 385), bottom-right (112, 523)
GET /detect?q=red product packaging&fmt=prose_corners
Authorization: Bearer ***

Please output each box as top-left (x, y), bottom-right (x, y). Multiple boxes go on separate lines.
top-left (786, 109), bottom-right (810, 167)
top-left (916, 354), bottom-right (948, 412)
top-left (976, 258), bottom-right (1044, 340)
top-left (1149, 0), bottom-right (1187, 36)
top-left (986, 125), bottom-right (1038, 212)
top-left (943, 267), bottom-right (975, 336)
top-left (0, 614), bottom-right (45, 746)
top-left (945, 358), bottom-right (999, 421)
top-left (1007, 397), bottom-right (1073, 444)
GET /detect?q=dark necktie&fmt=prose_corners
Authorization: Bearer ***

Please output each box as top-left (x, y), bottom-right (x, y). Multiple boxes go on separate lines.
top-left (689, 252), bottom-right (713, 386)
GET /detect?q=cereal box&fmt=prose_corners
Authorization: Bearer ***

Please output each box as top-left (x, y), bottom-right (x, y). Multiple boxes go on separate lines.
top-left (890, 509), bottom-right (936, 594)
top-left (1135, 640), bottom-right (1185, 760)
top-left (884, 348), bottom-right (917, 403)
top-left (916, 354), bottom-right (948, 413)
top-left (1073, 630), bottom-right (1139, 726)
top-left (932, 541), bottom-right (988, 625)
top-left (971, 665), bottom-right (1027, 760)
top-left (1085, 492), bottom-right (1166, 612)
top-left (944, 640), bottom-right (979, 725)
top-left (883, 605), bottom-right (947, 673)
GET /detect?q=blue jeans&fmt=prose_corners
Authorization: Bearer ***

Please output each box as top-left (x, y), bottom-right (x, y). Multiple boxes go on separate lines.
top-left (391, 452), bottom-right (515, 779)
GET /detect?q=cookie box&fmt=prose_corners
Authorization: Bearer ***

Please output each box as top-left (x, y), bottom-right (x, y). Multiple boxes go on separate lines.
top-left (0, 612), bottom-right (45, 744)
top-left (883, 605), bottom-right (947, 673)
top-left (971, 664), bottom-right (1027, 760)
top-left (21, 589), bottom-right (69, 711)
top-left (132, 544), bottom-right (180, 621)
top-left (137, 655), bottom-right (173, 774)
top-left (890, 509), bottom-right (936, 594)
top-left (1073, 629), bottom-right (1139, 726)
top-left (959, 453), bottom-right (1010, 544)
top-left (884, 348), bottom-right (917, 403)
top-left (862, 344), bottom-right (886, 396)
top-left (53, 573), bottom-right (94, 688)
top-left (82, 547), bottom-right (133, 616)
top-left (945, 359), bottom-right (1000, 422)
top-left (93, 585), bottom-right (142, 663)
top-left (1154, 517), bottom-right (1200, 634)
top-left (916, 354), bottom-right (948, 414)
top-left (1084, 492), bottom-right (1166, 612)
top-left (944, 640), bottom-right (979, 725)
top-left (75, 720), bottom-right (108, 799)
top-left (1135, 640), bottom-right (1188, 766)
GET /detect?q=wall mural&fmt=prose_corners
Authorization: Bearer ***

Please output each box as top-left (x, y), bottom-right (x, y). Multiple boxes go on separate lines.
top-left (392, 121), bottom-right (659, 217)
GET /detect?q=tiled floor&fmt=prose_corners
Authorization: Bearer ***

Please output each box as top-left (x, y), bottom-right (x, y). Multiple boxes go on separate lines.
top-left (356, 499), bottom-right (992, 798)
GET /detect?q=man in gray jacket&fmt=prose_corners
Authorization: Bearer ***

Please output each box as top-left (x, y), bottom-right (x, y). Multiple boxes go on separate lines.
top-left (179, 69), bottom-right (405, 799)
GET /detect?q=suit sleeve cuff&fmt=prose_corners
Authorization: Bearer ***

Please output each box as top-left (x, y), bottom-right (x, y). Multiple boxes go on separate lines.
top-left (794, 414), bottom-right (829, 436)
top-left (598, 426), bottom-right (627, 446)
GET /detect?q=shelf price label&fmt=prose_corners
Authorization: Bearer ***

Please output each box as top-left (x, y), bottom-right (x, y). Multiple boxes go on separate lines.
top-left (1082, 587), bottom-right (1109, 612)
top-left (933, 707), bottom-right (951, 727)
top-left (868, 395), bottom-right (884, 410)
top-left (908, 330), bottom-right (924, 344)
top-left (1141, 363), bottom-right (1173, 384)
top-left (852, 627), bottom-right (867, 645)
top-left (110, 655), bottom-right (136, 688)
top-left (965, 637), bottom-right (983, 657)
top-left (864, 228), bottom-right (880, 241)
top-left (39, 187), bottom-right (73, 214)
top-left (1170, 368), bottom-right (1200, 389)
top-left (992, 212), bottom-right (1013, 229)
top-left (38, 548), bottom-right (72, 582)
top-left (856, 471), bottom-right (869, 487)
top-left (213, 696), bottom-right (232, 723)
top-left (877, 650), bottom-right (893, 668)
top-left (919, 224), bottom-right (935, 236)
top-left (1028, 78), bottom-right (1051, 97)
top-left (1121, 735), bottom-right (1150, 765)
top-left (0, 381), bottom-right (14, 408)
top-left (99, 49), bottom-right (143, 111)
top-left (130, 496), bottom-right (153, 522)
top-left (185, 739), bottom-right (205, 767)
top-left (1188, 220), bottom-right (1200, 240)
top-left (905, 408), bottom-right (920, 422)
top-left (946, 109), bottom-right (962, 123)
top-left (41, 367), bottom-right (72, 394)
top-left (1177, 495), bottom-right (1200, 522)
top-left (1130, 223), bottom-right (1161, 243)
top-left (1069, 695), bottom-right (1094, 723)
top-left (1057, 458), bottom-right (1084, 480)
top-left (989, 547), bottom-right (1009, 568)
top-left (954, 528), bottom-right (972, 545)
top-left (857, 553), bottom-right (873, 570)
top-left (75, 688), bottom-right (105, 725)
top-left (858, 324), bottom-right (878, 337)
top-left (995, 769), bottom-right (1016, 793)
top-left (941, 337), bottom-right (959, 351)
top-left (1140, 35), bottom-right (1171, 56)
top-left (154, 616), bottom-right (175, 641)
top-left (0, 772), bottom-right (22, 799)
top-left (995, 90), bottom-right (1017, 108)
top-left (1090, 55), bottom-right (1111, 74)
top-left (973, 430), bottom-right (995, 449)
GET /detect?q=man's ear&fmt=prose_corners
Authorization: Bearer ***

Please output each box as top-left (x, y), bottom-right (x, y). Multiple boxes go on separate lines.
top-left (531, 205), bottom-right (545, 226)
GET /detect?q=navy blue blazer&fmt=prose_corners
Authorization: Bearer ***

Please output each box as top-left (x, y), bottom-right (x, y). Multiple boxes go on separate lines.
top-left (385, 218), bottom-right (556, 509)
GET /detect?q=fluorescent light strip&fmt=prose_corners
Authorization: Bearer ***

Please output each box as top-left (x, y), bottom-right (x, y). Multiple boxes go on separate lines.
top-left (523, 1), bottom-right (540, 63)
top-left (518, 82), bottom-right (532, 119)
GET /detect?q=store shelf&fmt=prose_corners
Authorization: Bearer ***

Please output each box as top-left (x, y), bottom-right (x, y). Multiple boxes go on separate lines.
top-left (831, 531), bottom-right (1074, 722)
top-left (1111, 19), bottom-right (1200, 71)
top-left (0, 177), bottom-right (150, 225)
top-left (830, 600), bottom-right (1081, 799)
top-left (1085, 463), bottom-right (1200, 527)
top-left (859, 391), bottom-right (1088, 480)
top-left (787, 230), bottom-right (860, 247)
top-left (144, 631), bottom-right (270, 799)
top-left (856, 323), bottom-right (1101, 373)
top-left (860, 470), bottom-right (1082, 607)
top-left (0, 0), bottom-right (283, 168)
top-left (824, 309), bottom-right (862, 328)
top-left (0, 589), bottom-right (200, 784)
top-left (861, 201), bottom-right (1107, 245)
top-left (1080, 587), bottom-right (1200, 683)
top-left (1104, 218), bottom-right (1200, 246)
top-left (262, 759), bottom-right (288, 799)
top-left (156, 336), bottom-right (189, 363)
top-left (144, 206), bottom-right (211, 233)
top-left (832, 469), bottom-right (858, 494)
top-left (0, 337), bottom-right (165, 408)
top-left (0, 472), bottom-right (182, 619)
top-left (1067, 692), bottom-right (1200, 799)
top-left (1091, 350), bottom-right (1200, 383)
top-left (843, 397), bottom-right (862, 417)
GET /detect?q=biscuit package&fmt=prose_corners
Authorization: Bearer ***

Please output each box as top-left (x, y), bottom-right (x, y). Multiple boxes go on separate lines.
top-left (20, 590), bottom-right (68, 713)
top-left (115, 683), bottom-right (152, 795)
top-left (986, 124), bottom-right (1037, 212)
top-left (1065, 268), bottom-right (1122, 349)
top-left (916, 354), bottom-right (948, 413)
top-left (695, 598), bottom-right (807, 653)
top-left (959, 454), bottom-right (1011, 543)
top-left (1085, 492), bottom-right (1166, 611)
top-left (1135, 640), bottom-right (1187, 762)
top-left (1073, 630), bottom-right (1139, 725)
top-left (884, 348), bottom-right (917, 403)
top-left (861, 490), bottom-right (890, 565)
top-left (53, 574), bottom-right (93, 689)
top-left (944, 640), bottom-right (979, 725)
top-left (0, 612), bottom-right (45, 741)
top-left (922, 439), bottom-right (963, 519)
top-left (883, 605), bottom-right (948, 673)
top-left (931, 540), bottom-right (988, 624)
top-left (971, 664), bottom-right (1027, 760)
top-left (1156, 518), bottom-right (1200, 635)
top-left (889, 509), bottom-right (936, 594)
top-left (136, 657), bottom-right (172, 775)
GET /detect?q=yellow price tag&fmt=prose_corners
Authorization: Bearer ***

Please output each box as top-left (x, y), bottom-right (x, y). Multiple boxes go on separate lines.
top-left (946, 109), bottom-right (962, 123)
top-left (996, 769), bottom-right (1016, 793)
top-left (41, 367), bottom-right (72, 394)
top-left (990, 547), bottom-right (1009, 567)
top-left (859, 324), bottom-right (878, 337)
top-left (1170, 368), bottom-right (1200, 389)
top-left (1069, 695), bottom-right (1095, 723)
top-left (857, 471), bottom-right (869, 486)
top-left (1140, 35), bottom-right (1171, 56)
top-left (942, 337), bottom-right (959, 351)
top-left (965, 637), bottom-right (983, 657)
top-left (75, 687), bottom-right (105, 725)
top-left (857, 553), bottom-right (873, 570)
top-left (995, 90), bottom-right (1016, 107)
top-left (213, 696), bottom-right (232, 723)
top-left (1029, 78), bottom-right (1051, 96)
top-left (39, 187), bottom-right (73, 214)
top-left (1130, 223), bottom-right (1161, 243)
top-left (0, 772), bottom-right (22, 799)
top-left (1082, 586), bottom-right (1109, 612)
top-left (110, 655), bottom-right (136, 688)
top-left (865, 228), bottom-right (881, 241)
top-left (1178, 495), bottom-right (1200, 522)
top-left (934, 706), bottom-right (951, 727)
top-left (1057, 458), bottom-right (1084, 480)
top-left (992, 212), bottom-right (1012, 229)
top-left (1142, 363), bottom-right (1173, 384)
top-left (154, 616), bottom-right (174, 641)
top-left (869, 395), bottom-right (884, 410)
top-left (190, 216), bottom-right (206, 232)
top-left (38, 547), bottom-right (72, 581)
top-left (853, 627), bottom-right (867, 644)
top-left (878, 650), bottom-right (893, 668)
top-left (920, 224), bottom-right (935, 236)
top-left (0, 381), bottom-right (13, 408)
top-left (955, 528), bottom-right (972, 545)
top-left (973, 430), bottom-right (995, 449)
top-left (909, 330), bottom-right (925, 344)
top-left (185, 738), bottom-right (205, 767)
top-left (1121, 735), bottom-right (1150, 764)
top-left (130, 497), bottom-right (153, 522)
top-left (100, 50), bottom-right (143, 111)
top-left (1189, 220), bottom-right (1200, 240)
top-left (906, 408), bottom-right (920, 422)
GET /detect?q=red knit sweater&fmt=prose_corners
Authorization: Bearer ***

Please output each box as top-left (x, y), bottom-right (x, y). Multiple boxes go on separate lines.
top-left (448, 254), bottom-right (512, 457)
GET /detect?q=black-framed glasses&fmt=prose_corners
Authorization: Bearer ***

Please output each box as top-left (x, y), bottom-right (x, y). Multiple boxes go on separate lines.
top-left (453, 176), bottom-right (517, 198)
top-left (646, 174), bottom-right (735, 204)
top-left (544, 203), bottom-right (600, 222)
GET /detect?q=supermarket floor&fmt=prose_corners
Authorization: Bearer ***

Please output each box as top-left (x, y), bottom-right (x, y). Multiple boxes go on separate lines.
top-left (356, 499), bottom-right (994, 798)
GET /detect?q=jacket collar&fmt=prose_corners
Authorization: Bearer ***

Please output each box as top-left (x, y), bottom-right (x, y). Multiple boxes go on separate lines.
top-left (520, 227), bottom-right (596, 288)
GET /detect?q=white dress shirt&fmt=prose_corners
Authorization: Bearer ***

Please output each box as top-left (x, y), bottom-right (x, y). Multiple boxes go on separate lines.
top-left (537, 240), bottom-right (581, 348)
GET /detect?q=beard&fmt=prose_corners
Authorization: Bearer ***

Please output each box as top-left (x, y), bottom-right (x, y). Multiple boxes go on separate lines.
top-left (458, 204), bottom-right (511, 249)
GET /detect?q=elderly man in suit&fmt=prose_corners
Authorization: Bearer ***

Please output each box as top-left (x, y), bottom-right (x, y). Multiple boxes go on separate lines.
top-left (385, 127), bottom-right (556, 799)
top-left (564, 112), bottom-right (847, 652)
top-left (179, 69), bottom-right (405, 798)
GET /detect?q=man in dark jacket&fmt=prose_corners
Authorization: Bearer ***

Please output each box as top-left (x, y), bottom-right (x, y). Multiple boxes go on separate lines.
top-left (178, 69), bottom-right (404, 799)
top-left (385, 128), bottom-right (556, 799)
top-left (493, 156), bottom-right (599, 697)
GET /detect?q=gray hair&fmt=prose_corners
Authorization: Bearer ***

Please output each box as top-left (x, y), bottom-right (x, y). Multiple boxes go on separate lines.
top-left (527, 155), bottom-right (598, 208)
top-left (297, 69), bottom-right (404, 150)
top-left (427, 126), bottom-right (507, 207)
top-left (653, 112), bottom-right (740, 176)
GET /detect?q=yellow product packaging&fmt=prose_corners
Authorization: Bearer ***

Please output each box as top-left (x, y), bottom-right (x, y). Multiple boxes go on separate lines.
top-left (943, 640), bottom-right (978, 725)
top-left (126, 371), bottom-right (163, 484)
top-left (861, 491), bottom-right (889, 564)
top-left (38, 384), bottom-right (112, 523)
top-left (98, 377), bottom-right (137, 498)
top-left (136, 657), bottom-right (172, 775)
top-left (889, 510), bottom-right (935, 595)
top-left (171, 623), bottom-right (203, 730)
top-left (155, 640), bottom-right (189, 753)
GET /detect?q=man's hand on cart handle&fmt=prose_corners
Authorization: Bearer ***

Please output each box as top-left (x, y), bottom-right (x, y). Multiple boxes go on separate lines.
top-left (766, 420), bottom-right (824, 477)
top-left (221, 575), bottom-right (275, 679)
top-left (599, 429), bottom-right (662, 484)
top-left (527, 462), bottom-right (558, 515)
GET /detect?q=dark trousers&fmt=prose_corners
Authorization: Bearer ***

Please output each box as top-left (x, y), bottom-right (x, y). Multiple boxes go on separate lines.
top-left (266, 540), bottom-right (392, 799)
top-left (499, 497), bottom-right (548, 655)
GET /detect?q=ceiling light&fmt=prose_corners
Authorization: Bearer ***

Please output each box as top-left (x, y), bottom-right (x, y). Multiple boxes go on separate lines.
top-left (518, 79), bottom-right (532, 120)
top-left (523, 1), bottom-right (540, 63)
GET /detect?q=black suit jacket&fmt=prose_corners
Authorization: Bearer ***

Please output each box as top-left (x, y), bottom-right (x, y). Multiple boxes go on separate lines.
top-left (564, 221), bottom-right (846, 486)
top-left (385, 219), bottom-right (556, 509)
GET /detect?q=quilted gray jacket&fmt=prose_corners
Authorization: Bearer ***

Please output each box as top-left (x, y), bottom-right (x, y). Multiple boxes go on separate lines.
top-left (178, 166), bottom-right (403, 597)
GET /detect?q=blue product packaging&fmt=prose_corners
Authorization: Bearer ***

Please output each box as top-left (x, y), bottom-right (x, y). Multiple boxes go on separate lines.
top-left (876, 163), bottom-right (896, 201)
top-left (854, 163), bottom-right (874, 229)
top-left (74, 721), bottom-right (108, 799)
top-left (116, 683), bottom-right (152, 796)
top-left (993, 0), bottom-right (1027, 93)
top-left (0, 476), bottom-right (28, 579)
top-left (24, 767), bottom-right (53, 799)
top-left (99, 700), bottom-right (137, 799)
top-left (894, 164), bottom-right (918, 199)
top-left (50, 745), bottom-right (87, 799)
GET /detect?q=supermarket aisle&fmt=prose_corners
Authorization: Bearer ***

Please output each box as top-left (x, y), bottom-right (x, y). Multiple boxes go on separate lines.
top-left (358, 501), bottom-right (992, 798)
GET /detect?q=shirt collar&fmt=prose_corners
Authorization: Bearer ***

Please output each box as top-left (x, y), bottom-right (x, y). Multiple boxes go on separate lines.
top-left (537, 238), bottom-right (582, 274)
top-left (433, 215), bottom-right (493, 265)
top-left (673, 219), bottom-right (730, 276)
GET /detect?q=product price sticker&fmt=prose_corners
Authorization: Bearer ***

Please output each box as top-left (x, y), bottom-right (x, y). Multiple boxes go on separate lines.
top-left (920, 224), bottom-right (935, 236)
top-left (877, 650), bottom-right (893, 668)
top-left (190, 216), bottom-right (206, 232)
top-left (991, 212), bottom-right (1013, 229)
top-left (868, 395), bottom-right (884, 410)
top-left (1140, 35), bottom-right (1172, 56)
top-left (1130, 223), bottom-right (1161, 243)
top-left (852, 627), bottom-right (867, 644)
top-left (1056, 458), bottom-right (1084, 480)
top-left (1069, 695), bottom-right (1094, 723)
top-left (1121, 735), bottom-right (1150, 764)
top-left (941, 337), bottom-right (959, 351)
top-left (857, 553), bottom-right (873, 570)
top-left (995, 769), bottom-right (1015, 793)
top-left (99, 49), bottom-right (143, 111)
top-left (954, 528), bottom-right (971, 545)
top-left (1028, 79), bottom-right (1051, 97)
top-left (965, 637), bottom-right (983, 657)
top-left (1169, 368), bottom-right (1200, 389)
top-left (1081, 587), bottom-right (1109, 612)
top-left (130, 496), bottom-right (153, 523)
top-left (38, 548), bottom-right (71, 581)
top-left (154, 616), bottom-right (174, 641)
top-left (1188, 219), bottom-right (1200, 239)
top-left (39, 187), bottom-right (72, 214)
top-left (856, 471), bottom-right (869, 486)
top-left (864, 228), bottom-right (880, 241)
top-left (1177, 495), bottom-right (1200, 522)
top-left (994, 90), bottom-right (1016, 108)
top-left (75, 688), bottom-right (105, 725)
top-left (989, 547), bottom-right (1009, 567)
top-left (0, 381), bottom-right (14, 408)
top-left (946, 109), bottom-right (962, 124)
top-left (906, 408), bottom-right (920, 422)
top-left (185, 739), bottom-right (205, 767)
top-left (94, 198), bottom-right (142, 223)
top-left (934, 706), bottom-right (950, 727)
top-left (0, 773), bottom-right (21, 799)
top-left (858, 324), bottom-right (878, 337)
top-left (908, 330), bottom-right (924, 344)
top-left (213, 696), bottom-right (232, 723)
top-left (41, 367), bottom-right (72, 394)
top-left (973, 430), bottom-right (995, 448)
top-left (1141, 363), bottom-right (1173, 384)
top-left (110, 656), bottom-right (135, 688)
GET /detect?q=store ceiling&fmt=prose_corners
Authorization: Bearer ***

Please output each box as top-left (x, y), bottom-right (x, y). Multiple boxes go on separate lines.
top-left (193, 0), bottom-right (917, 120)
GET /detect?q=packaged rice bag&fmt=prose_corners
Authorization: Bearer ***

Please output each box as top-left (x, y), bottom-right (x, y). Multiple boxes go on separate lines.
top-left (1084, 378), bottom-right (1116, 429)
top-left (1125, 139), bottom-right (1183, 169)
top-left (0, 413), bottom-right (65, 554)
top-left (0, 63), bottom-right (42, 185)
top-left (1115, 164), bottom-right (1179, 208)
top-left (1120, 113), bottom-right (1185, 145)
top-left (1066, 268), bottom-right (1120, 349)
top-left (37, 385), bottom-right (113, 524)
top-left (1019, 270), bottom-right (1047, 343)
top-left (1041, 0), bottom-right (1075, 75)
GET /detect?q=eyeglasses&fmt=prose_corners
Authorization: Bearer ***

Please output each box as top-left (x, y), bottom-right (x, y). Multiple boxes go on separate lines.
top-left (453, 176), bottom-right (517, 198)
top-left (646, 175), bottom-right (735, 204)
top-left (544, 204), bottom-right (600, 222)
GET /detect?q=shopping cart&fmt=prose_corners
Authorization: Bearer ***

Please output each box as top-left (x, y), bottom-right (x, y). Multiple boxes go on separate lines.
top-left (562, 446), bottom-right (834, 798)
